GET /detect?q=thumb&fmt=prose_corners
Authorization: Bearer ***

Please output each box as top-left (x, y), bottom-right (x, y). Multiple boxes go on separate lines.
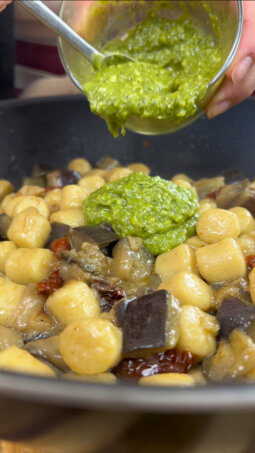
top-left (0, 1), bottom-right (11, 13)
top-left (205, 0), bottom-right (255, 118)
top-left (226, 0), bottom-right (255, 85)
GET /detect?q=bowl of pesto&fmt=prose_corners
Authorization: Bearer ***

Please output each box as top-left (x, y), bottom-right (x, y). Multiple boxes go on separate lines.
top-left (58, 0), bottom-right (243, 137)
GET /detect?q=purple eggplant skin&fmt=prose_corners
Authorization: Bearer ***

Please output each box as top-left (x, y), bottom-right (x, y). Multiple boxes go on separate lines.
top-left (221, 169), bottom-right (247, 185)
top-left (46, 222), bottom-right (71, 247)
top-left (59, 224), bottom-right (118, 251)
top-left (46, 170), bottom-right (81, 187)
top-left (216, 180), bottom-right (249, 210)
top-left (217, 297), bottom-right (255, 338)
top-left (122, 290), bottom-right (169, 355)
top-left (114, 297), bottom-right (136, 327)
top-left (46, 222), bottom-right (119, 253)
top-left (96, 156), bottom-right (120, 171)
top-left (73, 224), bottom-right (118, 249)
top-left (0, 214), bottom-right (11, 240)
top-left (216, 179), bottom-right (255, 216)
top-left (238, 188), bottom-right (255, 217)
top-left (32, 164), bottom-right (55, 177)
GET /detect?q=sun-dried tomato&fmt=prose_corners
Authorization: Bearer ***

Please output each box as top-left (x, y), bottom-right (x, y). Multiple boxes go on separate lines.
top-left (246, 255), bottom-right (255, 268)
top-left (112, 348), bottom-right (195, 380)
top-left (51, 237), bottom-right (71, 259)
top-left (206, 186), bottom-right (224, 199)
top-left (91, 278), bottom-right (126, 312)
top-left (37, 269), bottom-right (64, 296)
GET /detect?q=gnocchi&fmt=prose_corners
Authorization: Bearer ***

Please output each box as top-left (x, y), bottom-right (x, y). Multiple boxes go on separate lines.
top-left (0, 158), bottom-right (254, 388)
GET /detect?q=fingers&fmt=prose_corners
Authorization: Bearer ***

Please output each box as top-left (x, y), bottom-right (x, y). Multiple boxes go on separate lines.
top-left (73, 1), bottom-right (109, 41)
top-left (0, 0), bottom-right (11, 13)
top-left (206, 63), bottom-right (255, 118)
top-left (206, 0), bottom-right (255, 119)
top-left (227, 2), bottom-right (255, 83)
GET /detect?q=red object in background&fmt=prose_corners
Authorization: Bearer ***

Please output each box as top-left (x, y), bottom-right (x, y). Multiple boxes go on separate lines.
top-left (16, 40), bottom-right (65, 75)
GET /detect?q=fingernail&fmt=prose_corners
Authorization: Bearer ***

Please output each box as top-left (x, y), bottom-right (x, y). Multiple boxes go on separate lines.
top-left (210, 90), bottom-right (227, 105)
top-left (207, 100), bottom-right (232, 119)
top-left (232, 56), bottom-right (253, 84)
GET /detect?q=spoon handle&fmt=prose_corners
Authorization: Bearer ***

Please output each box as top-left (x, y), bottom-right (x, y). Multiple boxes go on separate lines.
top-left (16, 0), bottom-right (103, 67)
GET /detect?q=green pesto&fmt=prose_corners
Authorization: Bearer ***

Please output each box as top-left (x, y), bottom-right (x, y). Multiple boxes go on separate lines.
top-left (82, 172), bottom-right (199, 255)
top-left (83, 13), bottom-right (221, 136)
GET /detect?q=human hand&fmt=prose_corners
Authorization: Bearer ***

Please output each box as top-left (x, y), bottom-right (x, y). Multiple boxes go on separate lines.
top-left (73, 1), bottom-right (111, 42)
top-left (206, 0), bottom-right (255, 119)
top-left (0, 0), bottom-right (11, 13)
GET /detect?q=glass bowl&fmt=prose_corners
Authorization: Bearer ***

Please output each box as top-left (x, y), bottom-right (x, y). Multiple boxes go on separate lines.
top-left (58, 0), bottom-right (243, 135)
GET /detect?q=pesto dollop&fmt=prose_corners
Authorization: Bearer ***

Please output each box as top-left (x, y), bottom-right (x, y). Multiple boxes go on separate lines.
top-left (82, 172), bottom-right (199, 255)
top-left (83, 13), bottom-right (222, 136)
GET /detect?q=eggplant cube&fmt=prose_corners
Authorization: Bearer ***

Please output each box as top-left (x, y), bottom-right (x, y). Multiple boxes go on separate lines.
top-left (32, 164), bottom-right (54, 177)
top-left (114, 297), bottom-right (136, 327)
top-left (46, 170), bottom-right (81, 187)
top-left (96, 156), bottom-right (120, 171)
top-left (74, 224), bottom-right (119, 248)
top-left (122, 290), bottom-right (169, 354)
top-left (46, 222), bottom-right (71, 247)
top-left (0, 214), bottom-right (11, 240)
top-left (221, 169), bottom-right (246, 185)
top-left (217, 296), bottom-right (255, 338)
top-left (238, 188), bottom-right (255, 217)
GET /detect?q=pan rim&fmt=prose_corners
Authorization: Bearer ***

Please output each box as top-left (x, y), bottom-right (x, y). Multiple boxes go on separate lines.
top-left (0, 369), bottom-right (254, 412)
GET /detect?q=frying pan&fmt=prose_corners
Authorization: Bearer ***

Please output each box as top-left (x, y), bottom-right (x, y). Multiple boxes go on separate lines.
top-left (0, 95), bottom-right (255, 451)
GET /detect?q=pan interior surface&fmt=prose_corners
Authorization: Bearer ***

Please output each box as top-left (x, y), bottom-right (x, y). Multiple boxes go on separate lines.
top-left (0, 95), bottom-right (255, 412)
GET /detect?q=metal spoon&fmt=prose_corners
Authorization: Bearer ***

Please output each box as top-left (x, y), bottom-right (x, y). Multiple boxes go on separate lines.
top-left (16, 0), bottom-right (133, 69)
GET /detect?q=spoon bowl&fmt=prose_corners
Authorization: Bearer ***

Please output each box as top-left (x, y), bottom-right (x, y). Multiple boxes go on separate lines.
top-left (93, 53), bottom-right (135, 71)
top-left (58, 0), bottom-right (243, 136)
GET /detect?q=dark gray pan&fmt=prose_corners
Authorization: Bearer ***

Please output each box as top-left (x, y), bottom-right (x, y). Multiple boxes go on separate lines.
top-left (0, 95), bottom-right (254, 421)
